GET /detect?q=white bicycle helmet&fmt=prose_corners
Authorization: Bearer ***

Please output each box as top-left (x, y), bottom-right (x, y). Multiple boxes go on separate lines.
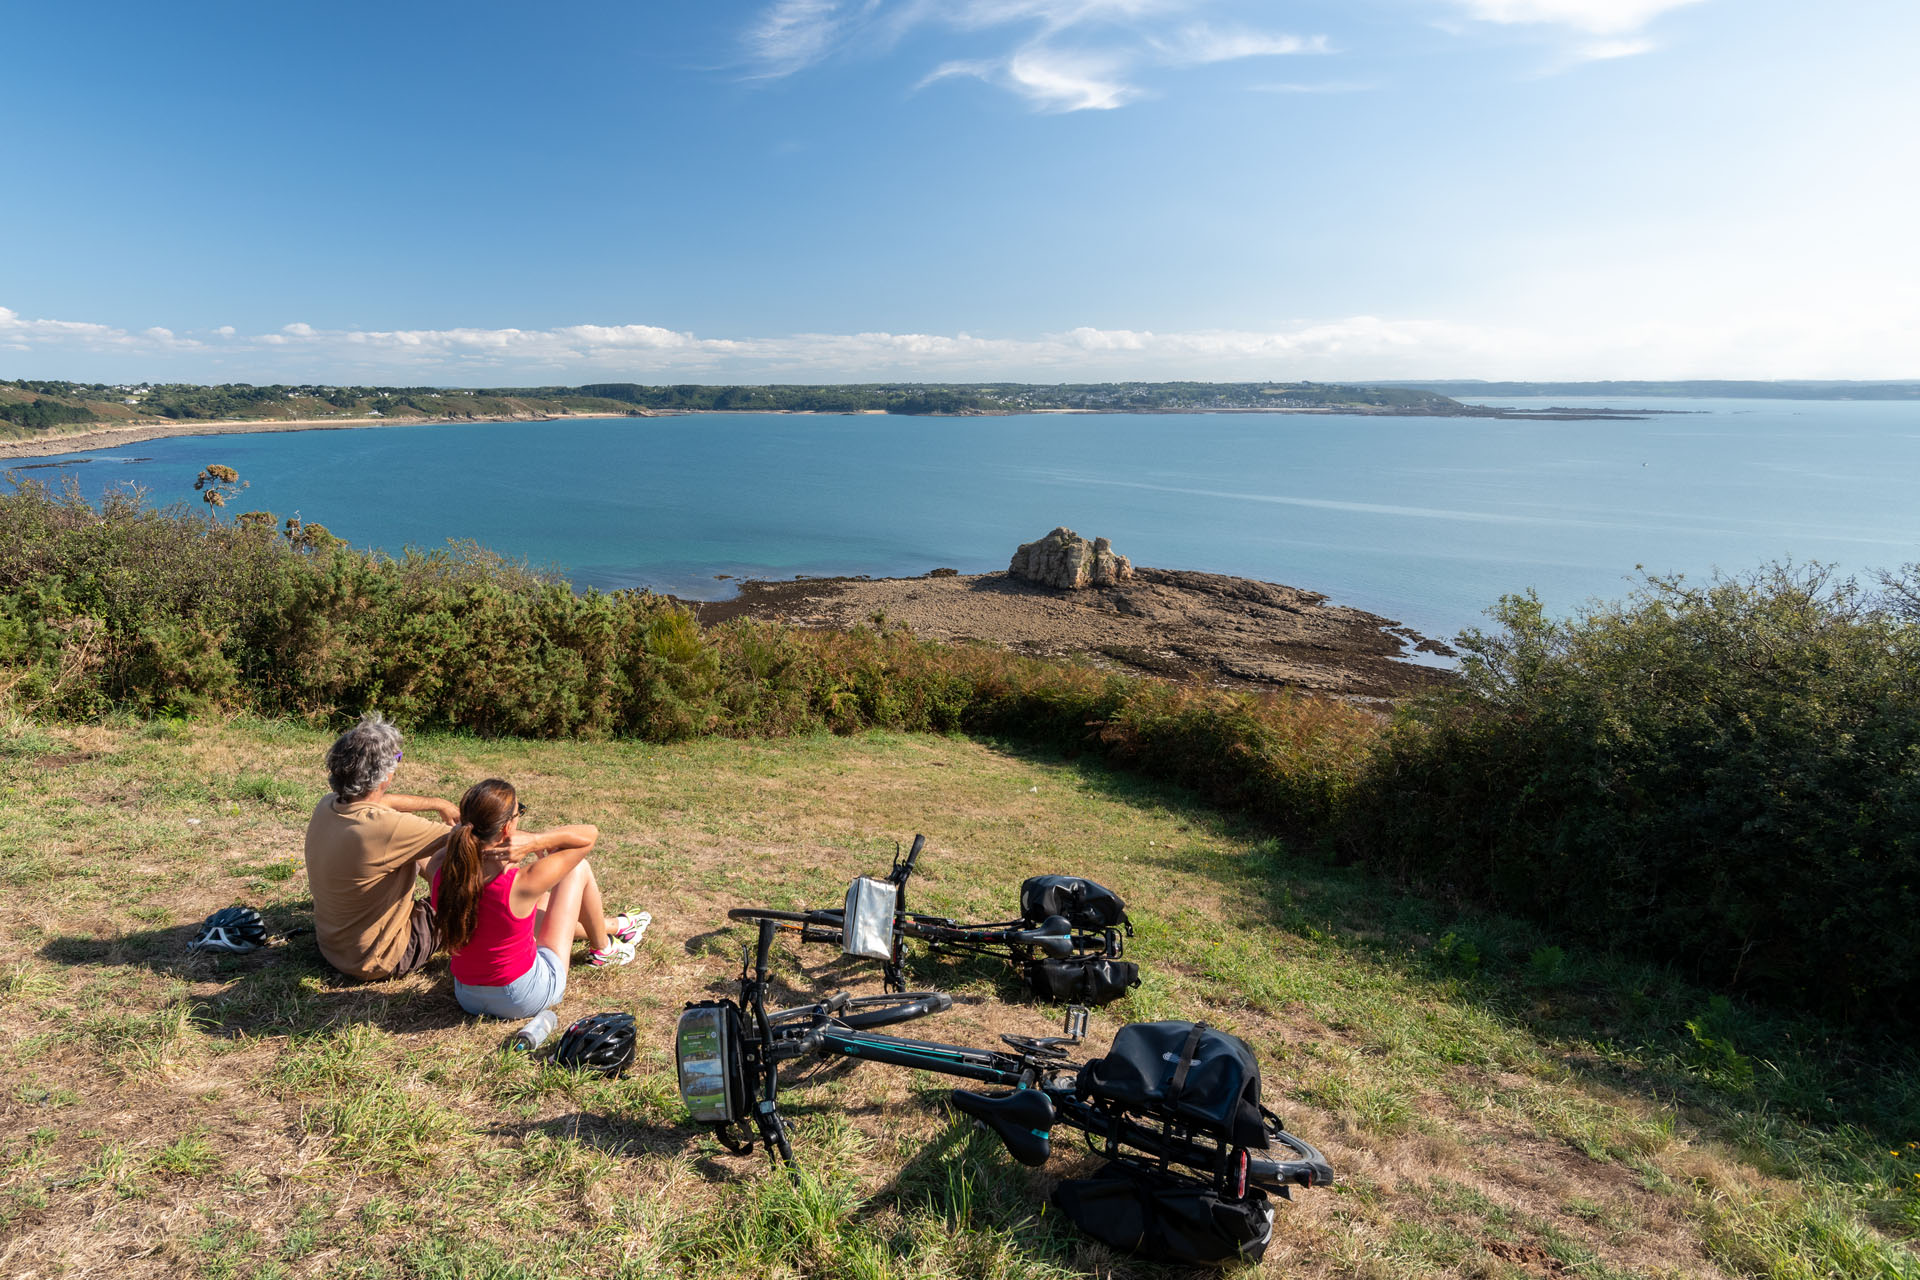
top-left (189, 905), bottom-right (269, 954)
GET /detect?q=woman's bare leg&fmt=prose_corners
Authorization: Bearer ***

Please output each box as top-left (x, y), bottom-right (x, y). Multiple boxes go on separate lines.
top-left (554, 861), bottom-right (625, 941)
top-left (534, 860), bottom-right (609, 971)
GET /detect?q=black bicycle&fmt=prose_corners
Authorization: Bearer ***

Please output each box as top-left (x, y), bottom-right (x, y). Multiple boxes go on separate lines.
top-left (676, 920), bottom-right (1332, 1265)
top-left (727, 834), bottom-right (1138, 1003)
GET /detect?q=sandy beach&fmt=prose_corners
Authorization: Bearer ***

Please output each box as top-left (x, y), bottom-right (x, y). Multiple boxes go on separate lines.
top-left (0, 411), bottom-right (639, 462)
top-left (692, 567), bottom-right (1457, 701)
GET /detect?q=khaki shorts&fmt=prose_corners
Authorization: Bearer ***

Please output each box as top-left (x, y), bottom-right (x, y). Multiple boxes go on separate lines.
top-left (390, 899), bottom-right (440, 979)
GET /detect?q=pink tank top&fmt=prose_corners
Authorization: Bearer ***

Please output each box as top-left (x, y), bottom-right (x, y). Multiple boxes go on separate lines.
top-left (431, 865), bottom-right (536, 986)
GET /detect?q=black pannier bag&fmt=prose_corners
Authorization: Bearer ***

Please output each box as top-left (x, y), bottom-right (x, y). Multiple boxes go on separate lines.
top-left (1052, 1161), bottom-right (1274, 1266)
top-left (1076, 1021), bottom-right (1268, 1149)
top-left (1020, 875), bottom-right (1131, 932)
top-left (1025, 955), bottom-right (1140, 1005)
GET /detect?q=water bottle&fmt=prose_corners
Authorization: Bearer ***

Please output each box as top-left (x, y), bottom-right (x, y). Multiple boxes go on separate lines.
top-left (510, 1008), bottom-right (559, 1052)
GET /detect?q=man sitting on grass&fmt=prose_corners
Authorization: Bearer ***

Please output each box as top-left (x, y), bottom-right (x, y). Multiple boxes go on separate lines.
top-left (304, 713), bottom-right (459, 981)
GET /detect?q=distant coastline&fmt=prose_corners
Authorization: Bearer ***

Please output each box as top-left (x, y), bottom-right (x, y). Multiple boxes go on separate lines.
top-left (0, 411), bottom-right (646, 463)
top-left (0, 402), bottom-right (1663, 463)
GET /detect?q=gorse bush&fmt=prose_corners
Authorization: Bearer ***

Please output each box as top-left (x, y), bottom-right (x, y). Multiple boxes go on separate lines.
top-left (1339, 565), bottom-right (1920, 1021)
top-left (0, 478), bottom-right (1377, 816)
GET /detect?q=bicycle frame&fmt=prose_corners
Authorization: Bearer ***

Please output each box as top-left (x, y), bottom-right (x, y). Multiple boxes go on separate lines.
top-left (737, 834), bottom-right (1130, 993)
top-left (680, 920), bottom-right (1332, 1198)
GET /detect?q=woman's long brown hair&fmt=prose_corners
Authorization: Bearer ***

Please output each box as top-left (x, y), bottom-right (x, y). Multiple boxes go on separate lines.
top-left (436, 778), bottom-right (518, 955)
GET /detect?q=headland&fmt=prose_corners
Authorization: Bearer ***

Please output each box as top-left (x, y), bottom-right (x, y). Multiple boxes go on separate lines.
top-left (691, 567), bottom-right (1457, 701)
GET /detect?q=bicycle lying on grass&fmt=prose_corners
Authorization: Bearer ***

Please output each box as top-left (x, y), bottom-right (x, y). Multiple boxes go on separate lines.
top-left (676, 919), bottom-right (1332, 1265)
top-left (727, 834), bottom-right (1140, 1004)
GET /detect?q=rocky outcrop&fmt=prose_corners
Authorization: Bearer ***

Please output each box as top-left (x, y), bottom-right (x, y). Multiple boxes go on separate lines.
top-left (1008, 527), bottom-right (1134, 590)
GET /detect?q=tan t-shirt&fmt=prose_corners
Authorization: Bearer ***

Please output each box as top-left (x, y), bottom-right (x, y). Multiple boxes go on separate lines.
top-left (304, 795), bottom-right (448, 979)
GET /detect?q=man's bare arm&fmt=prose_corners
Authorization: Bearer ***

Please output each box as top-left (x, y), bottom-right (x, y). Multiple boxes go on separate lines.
top-left (382, 793), bottom-right (460, 824)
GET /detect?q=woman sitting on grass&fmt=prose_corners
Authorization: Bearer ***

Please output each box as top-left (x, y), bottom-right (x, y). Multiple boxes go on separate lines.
top-left (429, 778), bottom-right (647, 1020)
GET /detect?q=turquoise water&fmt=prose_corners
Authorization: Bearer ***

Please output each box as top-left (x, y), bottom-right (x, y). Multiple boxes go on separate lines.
top-left (11, 398), bottom-right (1919, 642)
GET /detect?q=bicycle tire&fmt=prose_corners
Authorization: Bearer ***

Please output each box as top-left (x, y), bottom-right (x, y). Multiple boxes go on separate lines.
top-left (728, 907), bottom-right (845, 929)
top-left (768, 991), bottom-right (952, 1032)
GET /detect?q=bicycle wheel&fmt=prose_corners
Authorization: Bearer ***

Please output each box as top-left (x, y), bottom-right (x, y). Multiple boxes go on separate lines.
top-left (728, 907), bottom-right (845, 933)
top-left (768, 991), bottom-right (952, 1032)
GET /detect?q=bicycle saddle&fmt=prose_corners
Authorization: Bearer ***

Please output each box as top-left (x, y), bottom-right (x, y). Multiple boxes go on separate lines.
top-left (949, 1088), bottom-right (1056, 1166)
top-left (999, 1033), bottom-right (1074, 1059)
top-left (1007, 915), bottom-right (1074, 957)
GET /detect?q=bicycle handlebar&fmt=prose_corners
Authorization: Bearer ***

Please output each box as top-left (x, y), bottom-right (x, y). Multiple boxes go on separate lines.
top-left (755, 918), bottom-right (775, 977)
top-left (892, 833), bottom-right (926, 887)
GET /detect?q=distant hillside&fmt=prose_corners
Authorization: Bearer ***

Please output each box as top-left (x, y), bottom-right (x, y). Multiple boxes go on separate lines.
top-left (0, 378), bottom-right (1471, 444)
top-left (0, 380), bottom-right (643, 441)
top-left (1382, 379), bottom-right (1920, 400)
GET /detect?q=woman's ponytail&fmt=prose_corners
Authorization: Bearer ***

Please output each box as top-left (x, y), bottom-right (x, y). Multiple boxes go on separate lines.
top-left (435, 778), bottom-right (518, 956)
top-left (436, 822), bottom-right (483, 955)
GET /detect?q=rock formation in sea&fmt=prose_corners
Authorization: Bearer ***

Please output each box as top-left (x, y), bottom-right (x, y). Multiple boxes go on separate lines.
top-left (1008, 527), bottom-right (1134, 590)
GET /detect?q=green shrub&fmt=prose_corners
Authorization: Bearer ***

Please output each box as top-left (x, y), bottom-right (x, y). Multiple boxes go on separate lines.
top-left (1339, 565), bottom-right (1920, 1020)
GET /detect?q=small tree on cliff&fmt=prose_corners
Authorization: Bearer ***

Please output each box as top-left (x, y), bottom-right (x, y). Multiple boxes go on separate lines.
top-left (193, 464), bottom-right (247, 516)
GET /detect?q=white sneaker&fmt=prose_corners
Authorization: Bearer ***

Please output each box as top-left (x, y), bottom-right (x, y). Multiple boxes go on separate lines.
top-left (587, 938), bottom-right (636, 967)
top-left (612, 911), bottom-right (651, 945)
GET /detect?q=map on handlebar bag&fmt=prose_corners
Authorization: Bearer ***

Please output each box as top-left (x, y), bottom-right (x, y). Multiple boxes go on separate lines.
top-left (842, 876), bottom-right (897, 961)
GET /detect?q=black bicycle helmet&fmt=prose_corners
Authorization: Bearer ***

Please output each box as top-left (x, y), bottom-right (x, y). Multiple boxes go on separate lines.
top-left (189, 905), bottom-right (269, 954)
top-left (553, 1011), bottom-right (636, 1077)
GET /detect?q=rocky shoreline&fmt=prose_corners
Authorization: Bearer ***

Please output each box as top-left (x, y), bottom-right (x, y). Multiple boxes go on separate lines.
top-left (690, 567), bottom-right (1457, 701)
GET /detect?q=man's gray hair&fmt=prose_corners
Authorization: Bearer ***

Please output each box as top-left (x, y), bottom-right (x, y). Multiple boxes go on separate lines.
top-left (326, 713), bottom-right (402, 801)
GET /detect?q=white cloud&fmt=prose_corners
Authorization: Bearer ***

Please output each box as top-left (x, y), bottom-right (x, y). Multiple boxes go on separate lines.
top-left (0, 306), bottom-right (201, 351)
top-left (745, 0), bottom-right (1325, 111)
top-left (746, 0), bottom-right (864, 76)
top-left (4, 302), bottom-right (1917, 383)
top-left (1452, 0), bottom-right (1705, 35)
top-left (928, 46), bottom-right (1138, 111)
top-left (1149, 24), bottom-right (1327, 66)
top-left (1572, 36), bottom-right (1655, 59)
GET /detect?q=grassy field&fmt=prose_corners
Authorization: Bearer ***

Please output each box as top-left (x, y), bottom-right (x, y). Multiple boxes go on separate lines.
top-left (0, 714), bottom-right (1914, 1279)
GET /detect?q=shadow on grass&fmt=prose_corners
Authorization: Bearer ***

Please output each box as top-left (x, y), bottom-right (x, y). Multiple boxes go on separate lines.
top-left (862, 1112), bottom-right (1090, 1271)
top-left (38, 903), bottom-right (470, 1037)
top-left (486, 1110), bottom-right (686, 1160)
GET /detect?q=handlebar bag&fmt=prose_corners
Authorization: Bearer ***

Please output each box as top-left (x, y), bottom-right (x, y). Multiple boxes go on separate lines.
top-left (675, 1001), bottom-right (748, 1124)
top-left (1077, 1021), bottom-right (1268, 1149)
top-left (842, 875), bottom-right (897, 962)
top-left (1052, 1160), bottom-right (1274, 1266)
top-left (1026, 955), bottom-right (1141, 1006)
top-left (1020, 875), bottom-right (1130, 931)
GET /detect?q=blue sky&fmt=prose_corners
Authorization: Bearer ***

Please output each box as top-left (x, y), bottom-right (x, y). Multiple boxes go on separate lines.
top-left (2, 0), bottom-right (1915, 384)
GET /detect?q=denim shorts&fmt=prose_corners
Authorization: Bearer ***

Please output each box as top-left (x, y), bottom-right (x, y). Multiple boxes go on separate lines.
top-left (453, 946), bottom-right (566, 1020)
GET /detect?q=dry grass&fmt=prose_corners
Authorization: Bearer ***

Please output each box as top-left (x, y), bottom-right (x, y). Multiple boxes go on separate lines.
top-left (0, 714), bottom-right (1911, 1278)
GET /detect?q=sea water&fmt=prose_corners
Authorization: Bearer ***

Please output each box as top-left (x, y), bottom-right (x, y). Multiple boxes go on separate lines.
top-left (11, 398), bottom-right (1919, 643)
